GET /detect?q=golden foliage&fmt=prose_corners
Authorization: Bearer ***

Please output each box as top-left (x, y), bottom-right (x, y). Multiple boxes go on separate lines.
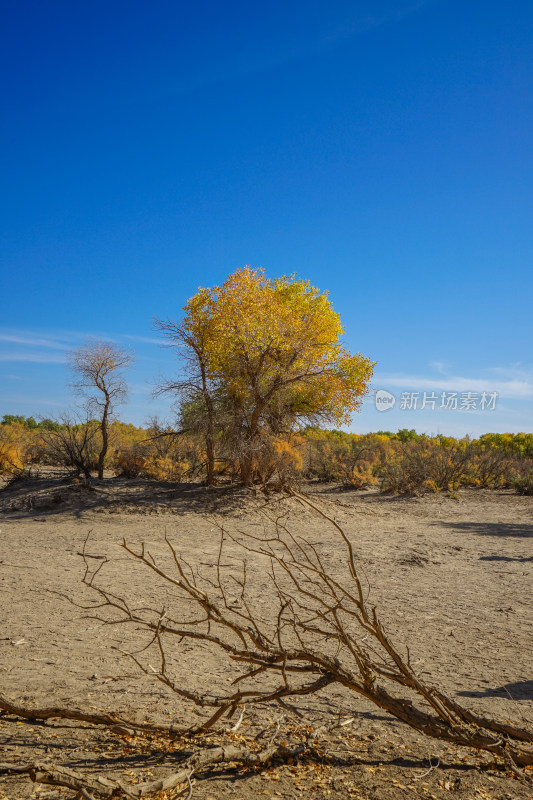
top-left (0, 422), bottom-right (28, 475)
top-left (182, 267), bottom-right (375, 429)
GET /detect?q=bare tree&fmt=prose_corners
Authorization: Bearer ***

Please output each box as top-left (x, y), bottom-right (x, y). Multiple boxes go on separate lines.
top-left (154, 317), bottom-right (217, 485)
top-left (67, 340), bottom-right (134, 479)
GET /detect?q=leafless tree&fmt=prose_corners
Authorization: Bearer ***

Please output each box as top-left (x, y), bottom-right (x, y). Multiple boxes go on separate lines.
top-left (154, 317), bottom-right (217, 485)
top-left (67, 340), bottom-right (134, 479)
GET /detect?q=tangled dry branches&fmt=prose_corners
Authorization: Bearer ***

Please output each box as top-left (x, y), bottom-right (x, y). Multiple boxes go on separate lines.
top-left (1, 491), bottom-right (532, 798)
top-left (77, 491), bottom-right (533, 768)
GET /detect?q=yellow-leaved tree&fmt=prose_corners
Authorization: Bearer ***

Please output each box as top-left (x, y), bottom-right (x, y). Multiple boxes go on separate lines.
top-left (156, 267), bottom-right (374, 485)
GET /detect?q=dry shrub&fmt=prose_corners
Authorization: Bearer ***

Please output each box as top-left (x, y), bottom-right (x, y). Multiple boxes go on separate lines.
top-left (115, 432), bottom-right (204, 482)
top-left (304, 439), bottom-right (340, 481)
top-left (142, 454), bottom-right (187, 481)
top-left (114, 445), bottom-right (146, 478)
top-left (379, 445), bottom-right (430, 496)
top-left (304, 431), bottom-right (384, 486)
top-left (271, 435), bottom-right (304, 487)
top-left (467, 447), bottom-right (517, 488)
top-left (2, 493), bottom-right (532, 800)
top-left (339, 461), bottom-right (378, 489)
top-left (513, 462), bottom-right (533, 496)
top-left (430, 439), bottom-right (474, 490)
top-left (40, 417), bottom-right (101, 479)
top-left (380, 439), bottom-right (474, 496)
top-left (249, 435), bottom-right (305, 488)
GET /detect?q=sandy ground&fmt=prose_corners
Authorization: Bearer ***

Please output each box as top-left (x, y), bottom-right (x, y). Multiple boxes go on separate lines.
top-left (0, 473), bottom-right (532, 800)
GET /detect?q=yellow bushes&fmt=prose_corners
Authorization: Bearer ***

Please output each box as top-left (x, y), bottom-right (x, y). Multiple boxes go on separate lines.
top-left (270, 436), bottom-right (305, 487)
top-left (1, 415), bottom-right (531, 491)
top-left (0, 441), bottom-right (24, 475)
top-left (113, 429), bottom-right (204, 482)
top-left (514, 469), bottom-right (533, 495)
top-left (341, 462), bottom-right (378, 489)
top-left (0, 422), bottom-right (29, 475)
top-left (114, 446), bottom-right (146, 478)
top-left (304, 429), bottom-right (384, 487)
top-left (378, 437), bottom-right (521, 495)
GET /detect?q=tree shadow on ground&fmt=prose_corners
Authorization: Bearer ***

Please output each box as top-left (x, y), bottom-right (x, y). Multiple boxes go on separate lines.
top-left (479, 554), bottom-right (533, 562)
top-left (457, 681), bottom-right (533, 700)
top-left (0, 474), bottom-right (262, 519)
top-left (436, 521), bottom-right (533, 538)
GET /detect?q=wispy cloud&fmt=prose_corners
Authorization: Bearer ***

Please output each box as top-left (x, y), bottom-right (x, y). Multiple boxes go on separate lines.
top-left (374, 370), bottom-right (533, 399)
top-left (0, 352), bottom-right (66, 363)
top-left (0, 334), bottom-right (68, 350)
top-left (325, 1), bottom-right (432, 44)
top-left (122, 334), bottom-right (163, 346)
top-left (0, 327), bottom-right (150, 349)
top-left (95, 1), bottom-right (434, 114)
top-left (486, 364), bottom-right (533, 381)
top-left (2, 394), bottom-right (66, 407)
top-left (428, 360), bottom-right (451, 375)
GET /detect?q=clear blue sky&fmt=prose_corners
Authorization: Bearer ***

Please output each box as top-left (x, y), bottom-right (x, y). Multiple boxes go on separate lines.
top-left (1, 0), bottom-right (531, 435)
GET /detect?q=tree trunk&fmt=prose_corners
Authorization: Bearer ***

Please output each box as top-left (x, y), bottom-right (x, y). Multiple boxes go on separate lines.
top-left (80, 461), bottom-right (92, 482)
top-left (201, 364), bottom-right (216, 486)
top-left (98, 397), bottom-right (110, 480)
top-left (205, 432), bottom-right (215, 485)
top-left (240, 447), bottom-right (255, 486)
top-left (239, 404), bottom-right (263, 486)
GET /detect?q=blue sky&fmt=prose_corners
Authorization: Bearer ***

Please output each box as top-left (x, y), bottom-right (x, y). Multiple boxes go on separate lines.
top-left (1, 0), bottom-right (532, 435)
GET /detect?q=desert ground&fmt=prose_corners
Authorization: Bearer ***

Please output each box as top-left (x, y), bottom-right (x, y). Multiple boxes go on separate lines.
top-left (0, 472), bottom-right (532, 800)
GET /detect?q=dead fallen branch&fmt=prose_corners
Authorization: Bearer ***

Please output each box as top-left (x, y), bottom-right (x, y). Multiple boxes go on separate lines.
top-left (66, 489), bottom-right (533, 770)
top-left (4, 490), bottom-right (532, 799)
top-left (1, 741), bottom-right (302, 799)
top-left (0, 693), bottom-right (184, 737)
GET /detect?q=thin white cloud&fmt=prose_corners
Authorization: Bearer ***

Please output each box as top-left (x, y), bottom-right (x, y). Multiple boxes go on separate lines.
top-left (0, 328), bottom-right (131, 355)
top-left (1, 394), bottom-right (66, 407)
top-left (486, 364), bottom-right (532, 381)
top-left (374, 373), bottom-right (533, 399)
top-left (0, 352), bottom-right (66, 363)
top-left (122, 334), bottom-right (163, 346)
top-left (428, 360), bottom-right (450, 375)
top-left (0, 334), bottom-right (68, 349)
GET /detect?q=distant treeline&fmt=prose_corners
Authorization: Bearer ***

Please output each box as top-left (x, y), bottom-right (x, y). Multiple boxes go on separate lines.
top-left (1, 414), bottom-right (532, 496)
top-left (1, 414), bottom-right (62, 430)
